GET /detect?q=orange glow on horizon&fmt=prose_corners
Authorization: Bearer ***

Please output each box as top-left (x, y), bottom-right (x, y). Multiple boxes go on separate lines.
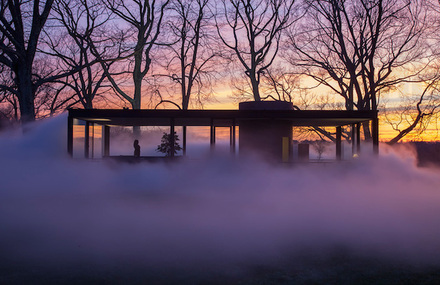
top-left (71, 115), bottom-right (440, 143)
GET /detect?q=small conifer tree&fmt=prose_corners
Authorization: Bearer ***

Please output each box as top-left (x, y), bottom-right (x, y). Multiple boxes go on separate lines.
top-left (156, 132), bottom-right (182, 156)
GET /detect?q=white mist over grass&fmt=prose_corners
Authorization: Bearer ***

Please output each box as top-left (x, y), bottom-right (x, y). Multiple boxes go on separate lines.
top-left (1, 114), bottom-right (440, 276)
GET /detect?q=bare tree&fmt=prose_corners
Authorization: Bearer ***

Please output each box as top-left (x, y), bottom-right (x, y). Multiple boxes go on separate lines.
top-left (30, 56), bottom-right (74, 117)
top-left (44, 0), bottom-right (113, 110)
top-left (385, 72), bottom-right (440, 144)
top-left (151, 0), bottom-right (219, 154)
top-left (380, 0), bottom-right (440, 143)
top-left (0, 0), bottom-right (55, 123)
top-left (90, 0), bottom-right (170, 111)
top-left (0, 62), bottom-right (18, 120)
top-left (0, 0), bottom-right (98, 123)
top-left (285, 0), bottom-right (429, 139)
top-left (259, 68), bottom-right (297, 103)
top-left (312, 140), bottom-right (328, 160)
top-left (156, 0), bottom-right (218, 110)
top-left (215, 0), bottom-right (297, 101)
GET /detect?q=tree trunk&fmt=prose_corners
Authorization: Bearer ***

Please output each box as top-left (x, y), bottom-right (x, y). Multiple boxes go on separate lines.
top-left (16, 65), bottom-right (36, 123)
top-left (85, 98), bottom-right (93, 109)
top-left (131, 86), bottom-right (141, 137)
top-left (387, 114), bottom-right (422, 145)
top-left (362, 121), bottom-right (372, 141)
top-left (250, 70), bottom-right (261, 101)
top-left (132, 48), bottom-right (143, 110)
top-left (132, 50), bottom-right (143, 137)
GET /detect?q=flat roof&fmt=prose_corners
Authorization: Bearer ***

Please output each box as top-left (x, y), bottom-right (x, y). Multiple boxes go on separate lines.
top-left (68, 108), bottom-right (377, 127)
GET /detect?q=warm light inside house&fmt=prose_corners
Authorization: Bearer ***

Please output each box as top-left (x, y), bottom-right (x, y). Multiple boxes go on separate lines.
top-left (68, 106), bottom-right (378, 163)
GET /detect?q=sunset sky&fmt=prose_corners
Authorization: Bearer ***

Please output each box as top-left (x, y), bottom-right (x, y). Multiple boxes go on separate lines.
top-left (2, 2), bottom-right (440, 283)
top-left (1, 0), bottom-right (439, 144)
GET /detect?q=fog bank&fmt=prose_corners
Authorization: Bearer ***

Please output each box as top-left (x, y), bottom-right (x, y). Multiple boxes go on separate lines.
top-left (1, 114), bottom-right (440, 280)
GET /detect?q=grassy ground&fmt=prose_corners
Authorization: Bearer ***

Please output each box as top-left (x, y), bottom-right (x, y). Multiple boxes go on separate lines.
top-left (2, 253), bottom-right (440, 284)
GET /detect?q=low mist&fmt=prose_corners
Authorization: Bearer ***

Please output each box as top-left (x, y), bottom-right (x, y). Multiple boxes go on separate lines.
top-left (1, 114), bottom-right (440, 282)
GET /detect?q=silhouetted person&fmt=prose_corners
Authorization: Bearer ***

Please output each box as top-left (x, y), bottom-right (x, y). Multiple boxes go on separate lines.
top-left (134, 139), bottom-right (140, 157)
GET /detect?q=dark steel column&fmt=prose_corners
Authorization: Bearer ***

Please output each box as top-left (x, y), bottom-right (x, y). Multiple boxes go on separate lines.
top-left (91, 123), bottom-right (94, 159)
top-left (336, 126), bottom-right (342, 160)
top-left (351, 124), bottom-right (356, 155)
top-left (229, 126), bottom-right (233, 147)
top-left (103, 125), bottom-right (110, 157)
top-left (232, 119), bottom-right (236, 154)
top-left (210, 118), bottom-right (215, 150)
top-left (170, 118), bottom-right (175, 157)
top-left (230, 118), bottom-right (236, 154)
top-left (356, 123), bottom-right (361, 154)
top-left (182, 126), bottom-right (187, 156)
top-left (85, 121), bottom-right (90, 158)
top-left (372, 118), bottom-right (379, 155)
top-left (67, 115), bottom-right (73, 157)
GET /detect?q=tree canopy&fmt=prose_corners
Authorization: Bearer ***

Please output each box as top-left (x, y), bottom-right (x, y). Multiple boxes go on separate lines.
top-left (1, 0), bottom-right (440, 143)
